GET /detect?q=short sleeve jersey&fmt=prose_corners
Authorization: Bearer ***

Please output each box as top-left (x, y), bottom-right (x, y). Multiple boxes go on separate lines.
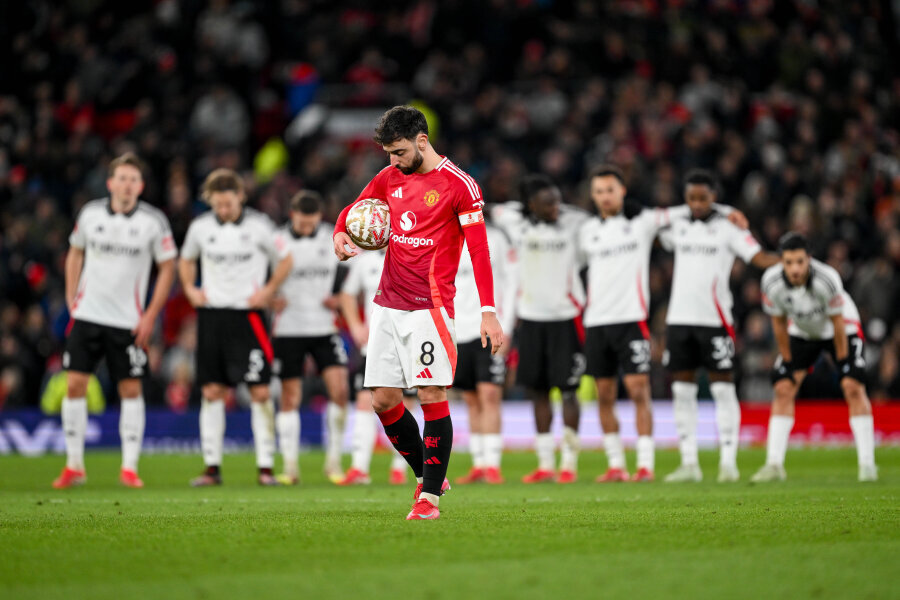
top-left (181, 208), bottom-right (289, 309)
top-left (661, 211), bottom-right (761, 328)
top-left (273, 223), bottom-right (340, 337)
top-left (761, 258), bottom-right (862, 340)
top-left (351, 157), bottom-right (487, 318)
top-left (69, 199), bottom-right (177, 330)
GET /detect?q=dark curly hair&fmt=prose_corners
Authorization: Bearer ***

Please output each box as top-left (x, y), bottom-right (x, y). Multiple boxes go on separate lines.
top-left (373, 105), bottom-right (429, 146)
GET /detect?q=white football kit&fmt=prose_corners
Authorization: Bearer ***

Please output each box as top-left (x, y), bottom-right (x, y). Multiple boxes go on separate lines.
top-left (454, 224), bottom-right (516, 343)
top-left (69, 199), bottom-right (177, 330)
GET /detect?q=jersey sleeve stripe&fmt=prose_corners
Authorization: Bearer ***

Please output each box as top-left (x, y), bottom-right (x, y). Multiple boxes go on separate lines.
top-left (441, 162), bottom-right (481, 201)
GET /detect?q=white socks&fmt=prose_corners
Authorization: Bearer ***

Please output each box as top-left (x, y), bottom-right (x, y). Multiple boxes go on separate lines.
top-left (351, 408), bottom-right (376, 473)
top-left (251, 399), bottom-right (276, 469)
top-left (560, 427), bottom-right (580, 472)
top-left (535, 432), bottom-right (555, 471)
top-left (849, 414), bottom-right (876, 468)
top-left (276, 410), bottom-right (301, 477)
top-left (603, 432), bottom-right (626, 469)
top-left (483, 433), bottom-right (503, 469)
top-left (469, 433), bottom-right (485, 468)
top-left (325, 402), bottom-right (347, 465)
top-left (765, 415), bottom-right (794, 466)
top-left (672, 382), bottom-right (699, 466)
top-left (62, 397), bottom-right (87, 471)
top-left (710, 382), bottom-right (741, 469)
top-left (119, 396), bottom-right (145, 472)
top-left (200, 398), bottom-right (225, 467)
top-left (637, 435), bottom-right (655, 471)
top-left (390, 451), bottom-right (408, 471)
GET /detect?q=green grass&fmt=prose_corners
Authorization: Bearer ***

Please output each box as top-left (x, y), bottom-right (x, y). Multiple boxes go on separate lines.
top-left (1, 448), bottom-right (898, 600)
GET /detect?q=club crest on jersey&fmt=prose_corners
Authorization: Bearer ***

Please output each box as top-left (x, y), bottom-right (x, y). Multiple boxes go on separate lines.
top-left (424, 189), bottom-right (440, 207)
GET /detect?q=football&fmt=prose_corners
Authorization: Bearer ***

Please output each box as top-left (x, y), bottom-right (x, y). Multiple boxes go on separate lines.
top-left (345, 197), bottom-right (391, 250)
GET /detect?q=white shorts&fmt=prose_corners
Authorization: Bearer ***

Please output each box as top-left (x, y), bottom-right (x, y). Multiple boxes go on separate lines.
top-left (364, 305), bottom-right (457, 389)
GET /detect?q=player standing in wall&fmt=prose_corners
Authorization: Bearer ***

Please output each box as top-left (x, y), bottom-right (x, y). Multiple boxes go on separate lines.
top-left (55, 153), bottom-right (176, 489)
top-left (752, 233), bottom-right (877, 482)
top-left (180, 169), bottom-right (293, 486)
top-left (506, 175), bottom-right (586, 484)
top-left (578, 165), bottom-right (746, 482)
top-left (337, 247), bottom-right (415, 485)
top-left (271, 190), bottom-right (350, 484)
top-left (333, 106), bottom-right (503, 520)
top-left (659, 170), bottom-right (778, 483)
top-left (453, 220), bottom-right (516, 484)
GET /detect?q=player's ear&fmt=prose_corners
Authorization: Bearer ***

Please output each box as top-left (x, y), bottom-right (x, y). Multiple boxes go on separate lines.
top-left (416, 132), bottom-right (428, 150)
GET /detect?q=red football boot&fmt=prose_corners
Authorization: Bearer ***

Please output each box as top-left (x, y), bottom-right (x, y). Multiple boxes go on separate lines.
top-left (389, 468), bottom-right (407, 485)
top-left (455, 467), bottom-right (485, 484)
top-left (556, 470), bottom-right (577, 484)
top-left (596, 467), bottom-right (630, 483)
top-left (406, 497), bottom-right (440, 520)
top-left (120, 469), bottom-right (144, 488)
top-left (521, 469), bottom-right (556, 483)
top-left (483, 467), bottom-right (505, 484)
top-left (413, 477), bottom-right (451, 502)
top-left (631, 467), bottom-right (655, 482)
top-left (52, 467), bottom-right (86, 489)
top-left (338, 468), bottom-right (372, 486)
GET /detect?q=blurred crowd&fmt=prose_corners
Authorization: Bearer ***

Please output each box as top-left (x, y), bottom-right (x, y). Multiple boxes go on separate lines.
top-left (2, 0), bottom-right (899, 410)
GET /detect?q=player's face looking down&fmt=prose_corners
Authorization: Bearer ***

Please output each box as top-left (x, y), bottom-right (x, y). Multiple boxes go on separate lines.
top-left (383, 133), bottom-right (426, 175)
top-left (685, 183), bottom-right (716, 219)
top-left (528, 186), bottom-right (562, 223)
top-left (106, 164), bottom-right (144, 210)
top-left (291, 210), bottom-right (322, 236)
top-left (591, 175), bottom-right (626, 218)
top-left (782, 248), bottom-right (811, 287)
top-left (208, 190), bottom-right (243, 223)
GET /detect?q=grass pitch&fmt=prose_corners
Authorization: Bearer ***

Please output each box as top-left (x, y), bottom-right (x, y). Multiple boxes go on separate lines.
top-left (1, 448), bottom-right (897, 600)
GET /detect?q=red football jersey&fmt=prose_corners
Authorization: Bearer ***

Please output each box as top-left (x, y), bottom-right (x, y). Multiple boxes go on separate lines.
top-left (336, 157), bottom-right (494, 319)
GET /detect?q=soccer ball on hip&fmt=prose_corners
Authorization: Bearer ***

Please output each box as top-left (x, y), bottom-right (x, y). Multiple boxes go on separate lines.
top-left (346, 198), bottom-right (391, 250)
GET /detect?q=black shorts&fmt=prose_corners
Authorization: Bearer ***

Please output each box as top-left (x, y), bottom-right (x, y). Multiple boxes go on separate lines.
top-left (63, 319), bottom-right (146, 383)
top-left (273, 334), bottom-right (348, 379)
top-left (515, 319), bottom-right (585, 391)
top-left (665, 325), bottom-right (735, 373)
top-left (453, 338), bottom-right (507, 391)
top-left (789, 335), bottom-right (866, 384)
top-left (197, 308), bottom-right (273, 387)
top-left (584, 322), bottom-right (651, 378)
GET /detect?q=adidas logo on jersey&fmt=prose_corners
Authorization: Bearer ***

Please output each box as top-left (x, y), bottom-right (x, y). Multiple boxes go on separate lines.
top-left (391, 188), bottom-right (403, 199)
top-left (416, 368), bottom-right (433, 379)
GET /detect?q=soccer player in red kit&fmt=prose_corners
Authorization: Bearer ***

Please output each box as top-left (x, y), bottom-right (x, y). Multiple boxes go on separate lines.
top-left (333, 106), bottom-right (503, 520)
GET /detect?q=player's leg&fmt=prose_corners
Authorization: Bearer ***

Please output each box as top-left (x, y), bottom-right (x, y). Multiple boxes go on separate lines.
top-left (373, 386), bottom-right (425, 482)
top-left (457, 390), bottom-right (485, 483)
top-left (389, 397), bottom-right (418, 483)
top-left (596, 376), bottom-right (628, 481)
top-left (193, 382), bottom-right (228, 486)
top-left (117, 378), bottom-right (145, 488)
top-left (322, 364), bottom-right (350, 482)
top-left (751, 374), bottom-right (802, 482)
top-left (700, 328), bottom-right (741, 481)
top-left (664, 326), bottom-right (702, 481)
top-left (54, 320), bottom-right (104, 488)
top-left (517, 320), bottom-right (555, 481)
top-left (277, 377), bottom-right (302, 484)
top-left (418, 385), bottom-right (453, 506)
top-left (554, 320), bottom-right (584, 483)
top-left (345, 386), bottom-right (376, 484)
top-left (249, 383), bottom-right (277, 485)
top-left (839, 338), bottom-right (877, 480)
top-left (478, 380), bottom-right (505, 483)
top-left (625, 374), bottom-right (655, 481)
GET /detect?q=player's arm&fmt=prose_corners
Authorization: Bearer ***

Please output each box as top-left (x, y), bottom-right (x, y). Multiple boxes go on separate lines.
top-left (249, 253), bottom-right (292, 309)
top-left (339, 292), bottom-right (368, 349)
top-left (461, 212), bottom-right (503, 354)
top-left (751, 250), bottom-right (780, 269)
top-left (178, 258), bottom-right (207, 308)
top-left (770, 314), bottom-right (795, 384)
top-left (334, 168), bottom-right (390, 260)
top-left (831, 314), bottom-right (849, 362)
top-left (65, 246), bottom-right (85, 311)
top-left (133, 259), bottom-right (175, 348)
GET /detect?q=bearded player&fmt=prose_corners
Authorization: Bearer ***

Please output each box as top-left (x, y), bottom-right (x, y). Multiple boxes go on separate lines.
top-left (333, 106), bottom-right (503, 520)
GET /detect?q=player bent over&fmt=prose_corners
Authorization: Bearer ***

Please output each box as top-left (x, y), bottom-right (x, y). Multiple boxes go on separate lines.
top-left (334, 106), bottom-right (503, 520)
top-left (659, 170), bottom-right (778, 483)
top-left (271, 190), bottom-right (350, 484)
top-left (55, 153), bottom-right (176, 489)
top-left (453, 223), bottom-right (515, 484)
top-left (752, 233), bottom-right (877, 482)
top-left (180, 169), bottom-right (292, 486)
top-left (337, 247), bottom-right (414, 485)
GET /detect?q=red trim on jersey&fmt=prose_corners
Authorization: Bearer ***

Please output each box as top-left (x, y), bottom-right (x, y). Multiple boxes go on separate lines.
top-left (429, 308), bottom-right (457, 378)
top-left (421, 400), bottom-right (450, 421)
top-left (711, 278), bottom-right (736, 341)
top-left (65, 318), bottom-right (75, 336)
top-left (247, 312), bottom-right (274, 363)
top-left (377, 402), bottom-right (405, 426)
top-left (428, 251), bottom-right (444, 308)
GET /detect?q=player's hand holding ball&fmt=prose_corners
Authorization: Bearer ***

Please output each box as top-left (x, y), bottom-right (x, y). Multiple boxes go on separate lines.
top-left (334, 198), bottom-right (391, 261)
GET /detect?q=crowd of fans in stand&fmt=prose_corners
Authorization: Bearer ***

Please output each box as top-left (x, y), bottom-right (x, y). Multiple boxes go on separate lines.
top-left (2, 0), bottom-right (899, 410)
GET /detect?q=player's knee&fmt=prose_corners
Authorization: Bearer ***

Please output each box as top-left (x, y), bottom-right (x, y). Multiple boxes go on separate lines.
top-left (66, 372), bottom-right (89, 398)
top-left (201, 383), bottom-right (226, 401)
top-left (841, 379), bottom-right (867, 404)
top-left (118, 379), bottom-right (142, 399)
top-left (773, 379), bottom-right (795, 400)
top-left (249, 385), bottom-right (270, 403)
top-left (417, 386), bottom-right (446, 405)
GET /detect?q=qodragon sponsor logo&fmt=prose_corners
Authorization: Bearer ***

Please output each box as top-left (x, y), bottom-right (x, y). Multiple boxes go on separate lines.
top-left (391, 233), bottom-right (434, 247)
